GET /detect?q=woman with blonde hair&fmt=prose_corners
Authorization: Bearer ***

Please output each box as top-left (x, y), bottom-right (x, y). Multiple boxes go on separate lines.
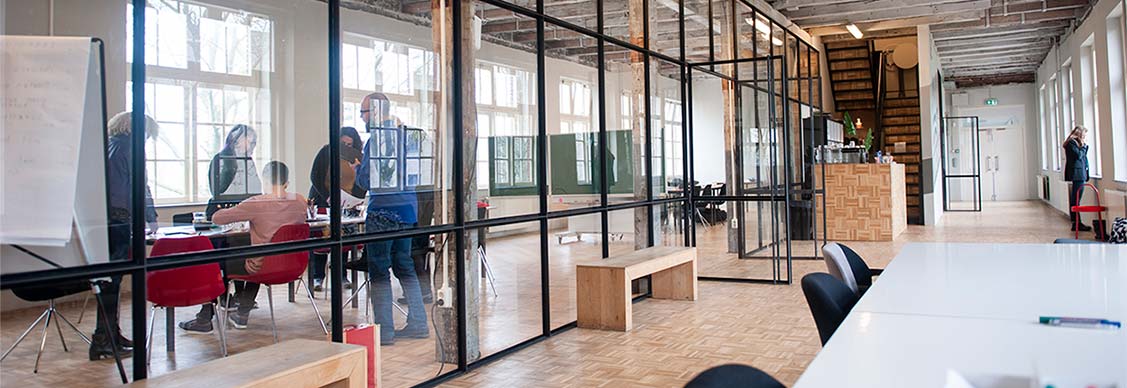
top-left (1062, 126), bottom-right (1091, 232)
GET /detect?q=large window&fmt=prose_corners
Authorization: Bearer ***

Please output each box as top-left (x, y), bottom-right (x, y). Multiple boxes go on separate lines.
top-left (654, 98), bottom-right (684, 187)
top-left (560, 78), bottom-right (593, 184)
top-left (1081, 39), bottom-right (1102, 177)
top-left (1111, 11), bottom-right (1127, 181)
top-left (127, 1), bottom-right (273, 203)
top-left (477, 62), bottom-right (536, 192)
top-left (1040, 84), bottom-right (1050, 170)
top-left (340, 36), bottom-right (437, 137)
top-left (1049, 76), bottom-right (1061, 171)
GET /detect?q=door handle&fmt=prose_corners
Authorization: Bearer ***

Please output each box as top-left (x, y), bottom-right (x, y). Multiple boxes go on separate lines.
top-left (994, 156), bottom-right (1000, 172)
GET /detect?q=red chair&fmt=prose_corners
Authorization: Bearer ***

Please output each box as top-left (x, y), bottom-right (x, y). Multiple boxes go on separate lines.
top-left (1071, 183), bottom-right (1109, 239)
top-left (146, 236), bottom-right (228, 363)
top-left (227, 223), bottom-right (327, 342)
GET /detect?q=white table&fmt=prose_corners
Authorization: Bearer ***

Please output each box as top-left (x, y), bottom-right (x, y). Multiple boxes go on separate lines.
top-left (794, 243), bottom-right (1127, 388)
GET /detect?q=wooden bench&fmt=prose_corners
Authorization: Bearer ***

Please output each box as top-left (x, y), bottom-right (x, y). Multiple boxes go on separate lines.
top-left (129, 339), bottom-right (368, 388)
top-left (576, 246), bottom-right (697, 331)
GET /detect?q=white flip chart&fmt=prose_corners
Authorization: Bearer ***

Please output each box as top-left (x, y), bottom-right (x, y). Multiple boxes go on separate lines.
top-left (1, 36), bottom-right (92, 247)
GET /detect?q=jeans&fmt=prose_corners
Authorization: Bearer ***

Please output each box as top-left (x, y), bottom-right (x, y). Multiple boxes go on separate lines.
top-left (366, 215), bottom-right (426, 341)
top-left (1070, 180), bottom-right (1086, 226)
top-left (309, 252), bottom-right (349, 282)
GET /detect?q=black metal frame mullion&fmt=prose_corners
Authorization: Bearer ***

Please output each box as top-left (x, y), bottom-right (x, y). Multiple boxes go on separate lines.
top-left (597, 0), bottom-right (610, 259)
top-left (327, 0), bottom-right (345, 343)
top-left (130, 0), bottom-right (148, 379)
top-left (535, 0), bottom-right (551, 337)
top-left (642, 0), bottom-right (655, 247)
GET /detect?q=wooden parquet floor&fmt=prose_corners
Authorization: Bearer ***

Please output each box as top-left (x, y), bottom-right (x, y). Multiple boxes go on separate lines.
top-left (0, 201), bottom-right (1077, 387)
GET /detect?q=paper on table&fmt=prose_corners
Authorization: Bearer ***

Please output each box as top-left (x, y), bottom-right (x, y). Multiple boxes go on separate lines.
top-left (0, 36), bottom-right (92, 246)
top-left (341, 189), bottom-right (365, 209)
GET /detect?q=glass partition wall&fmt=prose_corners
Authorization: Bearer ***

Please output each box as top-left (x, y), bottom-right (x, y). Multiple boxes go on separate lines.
top-left (0, 0), bottom-right (818, 386)
top-left (687, 1), bottom-right (823, 282)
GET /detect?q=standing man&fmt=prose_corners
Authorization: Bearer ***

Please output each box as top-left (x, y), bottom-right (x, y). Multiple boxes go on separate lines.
top-left (355, 92), bottom-right (429, 345)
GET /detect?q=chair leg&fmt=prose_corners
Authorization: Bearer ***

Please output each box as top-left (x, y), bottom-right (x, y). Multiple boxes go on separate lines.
top-left (266, 285), bottom-right (278, 343)
top-left (55, 309), bottom-right (91, 345)
top-left (301, 280), bottom-right (329, 335)
top-left (33, 308), bottom-right (52, 373)
top-left (146, 306), bottom-right (157, 369)
top-left (77, 293), bottom-right (90, 324)
top-left (214, 303), bottom-right (228, 357)
top-left (50, 301), bottom-right (68, 353)
top-left (2, 309), bottom-right (50, 362)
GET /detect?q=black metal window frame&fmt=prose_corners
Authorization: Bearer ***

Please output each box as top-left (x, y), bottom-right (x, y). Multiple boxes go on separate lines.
top-left (0, 0), bottom-right (820, 385)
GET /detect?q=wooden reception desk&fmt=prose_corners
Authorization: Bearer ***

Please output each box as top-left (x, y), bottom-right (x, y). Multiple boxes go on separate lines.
top-left (815, 163), bottom-right (907, 241)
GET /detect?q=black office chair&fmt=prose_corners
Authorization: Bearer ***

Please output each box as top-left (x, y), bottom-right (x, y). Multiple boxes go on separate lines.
top-left (801, 272), bottom-right (859, 346)
top-left (694, 184), bottom-right (713, 226)
top-left (821, 242), bottom-right (882, 296)
top-left (1053, 238), bottom-right (1103, 244)
top-left (685, 364), bottom-right (786, 388)
top-left (1, 281), bottom-right (92, 373)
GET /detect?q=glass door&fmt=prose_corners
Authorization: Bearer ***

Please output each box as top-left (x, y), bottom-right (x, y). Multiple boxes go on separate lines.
top-left (942, 116), bottom-right (982, 211)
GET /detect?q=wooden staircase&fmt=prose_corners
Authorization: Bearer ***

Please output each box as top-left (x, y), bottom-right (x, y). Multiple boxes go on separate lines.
top-left (825, 41), bottom-right (875, 113)
top-left (881, 95), bottom-right (923, 224)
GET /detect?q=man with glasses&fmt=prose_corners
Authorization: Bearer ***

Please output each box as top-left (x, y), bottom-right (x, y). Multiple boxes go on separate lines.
top-left (355, 93), bottom-right (429, 345)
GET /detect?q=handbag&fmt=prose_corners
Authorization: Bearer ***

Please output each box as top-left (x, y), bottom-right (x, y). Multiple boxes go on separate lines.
top-left (1109, 217), bottom-right (1127, 244)
top-left (329, 324), bottom-right (381, 387)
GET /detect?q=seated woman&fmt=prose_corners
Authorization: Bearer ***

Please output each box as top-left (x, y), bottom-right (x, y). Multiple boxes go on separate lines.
top-left (179, 161), bottom-right (309, 332)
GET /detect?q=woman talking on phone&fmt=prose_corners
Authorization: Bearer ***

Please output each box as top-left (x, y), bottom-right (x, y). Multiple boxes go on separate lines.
top-left (1062, 126), bottom-right (1091, 232)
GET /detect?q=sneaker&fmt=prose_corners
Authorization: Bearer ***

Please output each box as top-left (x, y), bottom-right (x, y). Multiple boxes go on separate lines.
top-left (312, 279), bottom-right (323, 292)
top-left (342, 279), bottom-right (353, 289)
top-left (394, 325), bottom-right (429, 339)
top-left (178, 318), bottom-right (214, 334)
top-left (227, 311), bottom-right (249, 329)
top-left (397, 296), bottom-right (434, 305)
top-left (1073, 223), bottom-right (1093, 231)
top-left (380, 337), bottom-right (395, 346)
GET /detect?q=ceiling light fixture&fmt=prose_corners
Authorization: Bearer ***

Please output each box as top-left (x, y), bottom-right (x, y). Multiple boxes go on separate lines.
top-left (744, 18), bottom-right (784, 46)
top-left (846, 23), bottom-right (864, 39)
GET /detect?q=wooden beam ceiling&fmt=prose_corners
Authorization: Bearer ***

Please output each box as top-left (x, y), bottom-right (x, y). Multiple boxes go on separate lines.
top-left (771, 0), bottom-right (1091, 85)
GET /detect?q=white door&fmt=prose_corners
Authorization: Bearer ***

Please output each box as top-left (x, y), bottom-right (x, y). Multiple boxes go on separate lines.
top-left (961, 106), bottom-right (1029, 201)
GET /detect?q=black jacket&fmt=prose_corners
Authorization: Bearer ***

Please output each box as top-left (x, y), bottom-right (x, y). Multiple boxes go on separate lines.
top-left (1063, 139), bottom-right (1089, 182)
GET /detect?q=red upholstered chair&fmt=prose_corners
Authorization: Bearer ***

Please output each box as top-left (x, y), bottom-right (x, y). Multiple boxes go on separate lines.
top-left (146, 236), bottom-right (227, 361)
top-left (227, 223), bottom-right (327, 342)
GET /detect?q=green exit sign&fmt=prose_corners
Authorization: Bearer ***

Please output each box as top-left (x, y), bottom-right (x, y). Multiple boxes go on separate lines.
top-left (985, 98), bottom-right (998, 106)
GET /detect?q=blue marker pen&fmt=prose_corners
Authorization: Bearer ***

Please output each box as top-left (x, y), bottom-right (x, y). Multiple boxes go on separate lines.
top-left (1039, 316), bottom-right (1122, 329)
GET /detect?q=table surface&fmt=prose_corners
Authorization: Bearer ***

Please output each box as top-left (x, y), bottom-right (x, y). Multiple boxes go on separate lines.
top-left (794, 242), bottom-right (1127, 388)
top-left (149, 215), bottom-right (366, 242)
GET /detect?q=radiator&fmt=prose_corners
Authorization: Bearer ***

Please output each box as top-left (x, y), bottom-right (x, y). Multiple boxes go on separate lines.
top-left (1105, 189), bottom-right (1127, 219)
top-left (1036, 175), bottom-right (1049, 201)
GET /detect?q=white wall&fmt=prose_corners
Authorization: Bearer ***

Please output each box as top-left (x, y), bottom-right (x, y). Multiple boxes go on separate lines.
top-left (918, 25), bottom-right (943, 225)
top-left (1035, 0), bottom-right (1127, 221)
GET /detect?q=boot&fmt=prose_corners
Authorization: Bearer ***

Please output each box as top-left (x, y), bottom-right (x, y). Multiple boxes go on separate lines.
top-left (89, 332), bottom-right (132, 361)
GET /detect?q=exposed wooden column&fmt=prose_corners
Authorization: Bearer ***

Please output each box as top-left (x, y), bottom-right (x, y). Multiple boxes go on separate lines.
top-left (628, 0), bottom-right (649, 249)
top-left (432, 0), bottom-right (481, 365)
top-left (717, 1), bottom-right (740, 253)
